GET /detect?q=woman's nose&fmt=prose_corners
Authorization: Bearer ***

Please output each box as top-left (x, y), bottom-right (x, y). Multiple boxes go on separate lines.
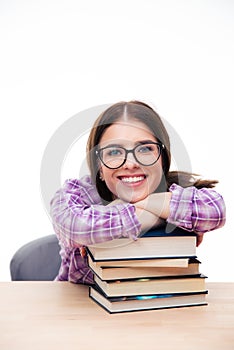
top-left (122, 152), bottom-right (139, 169)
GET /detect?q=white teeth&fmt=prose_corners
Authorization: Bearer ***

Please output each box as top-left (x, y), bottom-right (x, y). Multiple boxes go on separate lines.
top-left (121, 176), bottom-right (145, 183)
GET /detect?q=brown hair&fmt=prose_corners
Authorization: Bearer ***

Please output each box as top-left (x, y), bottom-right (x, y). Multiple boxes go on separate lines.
top-left (87, 101), bottom-right (218, 202)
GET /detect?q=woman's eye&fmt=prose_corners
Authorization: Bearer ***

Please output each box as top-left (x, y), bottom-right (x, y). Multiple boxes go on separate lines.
top-left (138, 145), bottom-right (153, 153)
top-left (107, 148), bottom-right (122, 156)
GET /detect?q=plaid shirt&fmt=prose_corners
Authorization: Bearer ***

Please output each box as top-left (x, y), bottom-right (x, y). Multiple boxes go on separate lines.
top-left (50, 175), bottom-right (226, 284)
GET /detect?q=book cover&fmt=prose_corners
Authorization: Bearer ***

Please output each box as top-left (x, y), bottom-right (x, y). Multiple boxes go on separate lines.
top-left (87, 227), bottom-right (197, 262)
top-left (89, 285), bottom-right (208, 314)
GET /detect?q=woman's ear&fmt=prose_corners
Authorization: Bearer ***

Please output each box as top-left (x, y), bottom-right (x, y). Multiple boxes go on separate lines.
top-left (99, 169), bottom-right (105, 181)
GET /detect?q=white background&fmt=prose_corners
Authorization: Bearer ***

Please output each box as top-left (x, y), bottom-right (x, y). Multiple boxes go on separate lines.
top-left (0, 0), bottom-right (233, 281)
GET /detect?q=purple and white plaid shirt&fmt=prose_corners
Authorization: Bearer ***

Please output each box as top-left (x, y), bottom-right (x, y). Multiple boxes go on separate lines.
top-left (50, 175), bottom-right (226, 284)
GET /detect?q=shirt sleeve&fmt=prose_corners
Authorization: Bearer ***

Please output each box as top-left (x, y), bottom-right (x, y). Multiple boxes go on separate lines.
top-left (50, 177), bottom-right (141, 248)
top-left (167, 183), bottom-right (226, 233)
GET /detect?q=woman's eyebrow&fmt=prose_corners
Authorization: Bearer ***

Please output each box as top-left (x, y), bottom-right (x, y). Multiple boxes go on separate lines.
top-left (100, 139), bottom-right (157, 148)
top-left (100, 143), bottom-right (123, 148)
top-left (137, 139), bottom-right (157, 145)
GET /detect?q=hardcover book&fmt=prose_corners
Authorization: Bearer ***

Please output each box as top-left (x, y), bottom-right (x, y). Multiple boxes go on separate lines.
top-left (87, 228), bottom-right (197, 262)
top-left (88, 256), bottom-right (200, 281)
top-left (89, 285), bottom-right (208, 314)
top-left (93, 273), bottom-right (207, 297)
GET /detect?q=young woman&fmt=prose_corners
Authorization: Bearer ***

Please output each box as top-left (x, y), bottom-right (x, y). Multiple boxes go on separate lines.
top-left (50, 101), bottom-right (226, 284)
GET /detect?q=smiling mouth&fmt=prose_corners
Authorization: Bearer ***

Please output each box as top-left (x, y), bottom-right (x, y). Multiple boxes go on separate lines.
top-left (118, 175), bottom-right (146, 184)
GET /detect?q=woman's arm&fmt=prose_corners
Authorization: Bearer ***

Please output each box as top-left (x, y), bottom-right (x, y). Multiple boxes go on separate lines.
top-left (108, 198), bottom-right (164, 234)
top-left (168, 184), bottom-right (226, 233)
top-left (134, 184), bottom-right (226, 233)
top-left (50, 178), bottom-right (141, 248)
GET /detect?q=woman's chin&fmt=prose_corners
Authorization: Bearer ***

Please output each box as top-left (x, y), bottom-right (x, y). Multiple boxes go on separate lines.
top-left (118, 191), bottom-right (148, 204)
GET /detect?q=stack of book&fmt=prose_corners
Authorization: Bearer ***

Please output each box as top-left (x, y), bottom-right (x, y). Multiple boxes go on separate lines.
top-left (87, 227), bottom-right (208, 313)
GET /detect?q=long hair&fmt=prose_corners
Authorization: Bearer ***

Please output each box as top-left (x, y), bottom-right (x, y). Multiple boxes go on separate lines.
top-left (86, 101), bottom-right (218, 202)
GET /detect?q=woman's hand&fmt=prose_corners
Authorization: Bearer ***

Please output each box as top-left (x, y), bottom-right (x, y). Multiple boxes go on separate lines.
top-left (134, 206), bottom-right (163, 235)
top-left (107, 198), bottom-right (163, 235)
top-left (107, 194), bottom-right (172, 236)
top-left (134, 192), bottom-right (172, 220)
top-left (196, 232), bottom-right (205, 247)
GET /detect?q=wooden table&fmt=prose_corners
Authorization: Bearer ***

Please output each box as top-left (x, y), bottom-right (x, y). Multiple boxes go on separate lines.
top-left (0, 282), bottom-right (233, 350)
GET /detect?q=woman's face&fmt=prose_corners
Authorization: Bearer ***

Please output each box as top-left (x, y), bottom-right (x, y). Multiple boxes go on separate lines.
top-left (98, 119), bottom-right (163, 203)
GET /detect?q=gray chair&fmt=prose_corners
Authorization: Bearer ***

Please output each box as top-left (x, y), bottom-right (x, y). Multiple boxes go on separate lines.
top-left (10, 235), bottom-right (61, 281)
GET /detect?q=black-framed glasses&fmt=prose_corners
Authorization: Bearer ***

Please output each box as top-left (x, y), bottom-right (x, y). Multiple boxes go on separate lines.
top-left (96, 142), bottom-right (165, 169)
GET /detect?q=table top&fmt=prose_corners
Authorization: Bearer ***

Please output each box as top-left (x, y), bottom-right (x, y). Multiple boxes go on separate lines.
top-left (0, 282), bottom-right (233, 350)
